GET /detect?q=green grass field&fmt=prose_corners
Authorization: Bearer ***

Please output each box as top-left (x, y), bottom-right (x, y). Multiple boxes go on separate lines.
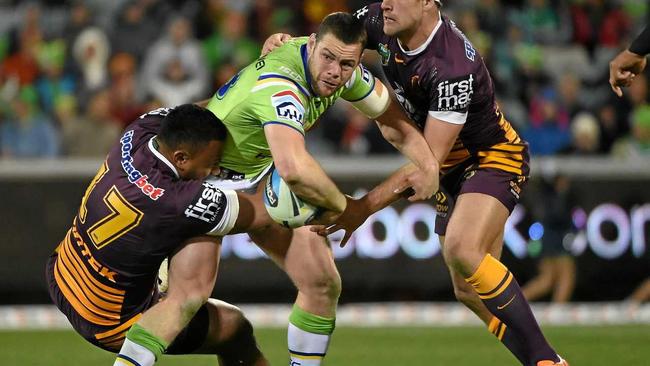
top-left (1, 325), bottom-right (647, 365)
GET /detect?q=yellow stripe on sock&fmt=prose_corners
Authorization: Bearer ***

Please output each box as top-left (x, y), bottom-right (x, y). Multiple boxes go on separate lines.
top-left (497, 322), bottom-right (507, 341)
top-left (290, 353), bottom-right (324, 360)
top-left (466, 254), bottom-right (513, 299)
top-left (488, 316), bottom-right (501, 335)
top-left (115, 355), bottom-right (138, 366)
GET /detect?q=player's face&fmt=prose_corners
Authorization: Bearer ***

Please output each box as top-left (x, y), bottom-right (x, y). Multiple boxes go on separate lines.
top-left (175, 140), bottom-right (223, 180)
top-left (381, 0), bottom-right (425, 37)
top-left (308, 33), bottom-right (363, 97)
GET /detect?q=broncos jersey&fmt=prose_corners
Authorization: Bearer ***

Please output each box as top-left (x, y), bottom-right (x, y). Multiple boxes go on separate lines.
top-left (355, 3), bottom-right (529, 176)
top-left (52, 108), bottom-right (237, 328)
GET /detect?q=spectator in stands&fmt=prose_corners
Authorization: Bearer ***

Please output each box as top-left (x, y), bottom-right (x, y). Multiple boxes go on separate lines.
top-left (57, 90), bottom-right (120, 157)
top-left (0, 86), bottom-right (59, 158)
top-left (202, 8), bottom-right (259, 88)
top-left (35, 40), bottom-right (74, 117)
top-left (141, 16), bottom-right (208, 107)
top-left (110, 0), bottom-right (159, 62)
top-left (570, 0), bottom-right (630, 55)
top-left (522, 86), bottom-right (572, 155)
top-left (561, 112), bottom-right (601, 155)
top-left (71, 26), bottom-right (110, 100)
top-left (523, 175), bottom-right (576, 303)
top-left (611, 105), bottom-right (650, 159)
top-left (108, 52), bottom-right (145, 127)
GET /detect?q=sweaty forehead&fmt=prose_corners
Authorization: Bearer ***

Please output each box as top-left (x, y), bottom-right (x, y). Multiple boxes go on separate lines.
top-left (318, 34), bottom-right (362, 61)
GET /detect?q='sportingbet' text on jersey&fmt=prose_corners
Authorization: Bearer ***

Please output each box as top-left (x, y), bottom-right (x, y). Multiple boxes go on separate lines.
top-left (52, 108), bottom-right (236, 338)
top-left (206, 37), bottom-right (375, 180)
top-left (355, 3), bottom-right (529, 176)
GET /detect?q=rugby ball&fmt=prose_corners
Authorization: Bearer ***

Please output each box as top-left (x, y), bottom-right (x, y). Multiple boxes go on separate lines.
top-left (264, 168), bottom-right (321, 228)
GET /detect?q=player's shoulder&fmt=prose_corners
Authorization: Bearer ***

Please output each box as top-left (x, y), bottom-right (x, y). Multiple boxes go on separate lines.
top-left (252, 38), bottom-right (312, 101)
top-left (178, 180), bottom-right (230, 227)
top-left (432, 16), bottom-right (480, 77)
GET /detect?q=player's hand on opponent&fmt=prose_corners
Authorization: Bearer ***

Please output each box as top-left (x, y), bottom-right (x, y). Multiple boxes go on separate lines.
top-left (395, 166), bottom-right (439, 202)
top-left (310, 195), bottom-right (372, 247)
top-left (609, 49), bottom-right (647, 97)
top-left (261, 33), bottom-right (293, 56)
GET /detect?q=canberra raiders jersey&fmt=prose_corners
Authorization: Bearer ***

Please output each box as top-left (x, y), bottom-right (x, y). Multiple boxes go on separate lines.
top-left (53, 109), bottom-right (235, 327)
top-left (206, 37), bottom-right (375, 179)
top-left (355, 3), bottom-right (529, 176)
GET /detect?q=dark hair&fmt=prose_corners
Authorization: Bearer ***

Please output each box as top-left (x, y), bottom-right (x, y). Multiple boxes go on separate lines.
top-left (316, 12), bottom-right (367, 48)
top-left (158, 104), bottom-right (227, 152)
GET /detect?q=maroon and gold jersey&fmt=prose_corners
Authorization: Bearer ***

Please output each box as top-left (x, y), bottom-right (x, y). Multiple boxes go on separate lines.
top-left (355, 3), bottom-right (529, 176)
top-left (53, 108), bottom-right (233, 328)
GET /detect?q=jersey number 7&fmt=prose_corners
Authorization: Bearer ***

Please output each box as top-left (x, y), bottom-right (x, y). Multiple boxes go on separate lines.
top-left (78, 162), bottom-right (144, 249)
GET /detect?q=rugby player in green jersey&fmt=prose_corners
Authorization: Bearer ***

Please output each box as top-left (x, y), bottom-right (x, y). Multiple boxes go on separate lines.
top-left (199, 12), bottom-right (439, 366)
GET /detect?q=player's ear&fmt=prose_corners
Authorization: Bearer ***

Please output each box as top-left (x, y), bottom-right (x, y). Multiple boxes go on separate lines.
top-left (172, 149), bottom-right (191, 167)
top-left (423, 0), bottom-right (436, 11)
top-left (308, 33), bottom-right (317, 50)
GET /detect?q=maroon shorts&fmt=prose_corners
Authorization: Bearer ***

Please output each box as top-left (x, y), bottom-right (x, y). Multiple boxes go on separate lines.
top-left (434, 167), bottom-right (528, 236)
top-left (45, 253), bottom-right (209, 354)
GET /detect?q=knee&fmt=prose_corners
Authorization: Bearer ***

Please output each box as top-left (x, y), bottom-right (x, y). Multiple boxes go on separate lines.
top-left (302, 271), bottom-right (342, 302)
top-left (442, 235), bottom-right (485, 277)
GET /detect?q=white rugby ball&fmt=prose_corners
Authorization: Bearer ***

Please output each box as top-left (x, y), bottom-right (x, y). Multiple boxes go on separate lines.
top-left (264, 168), bottom-right (321, 228)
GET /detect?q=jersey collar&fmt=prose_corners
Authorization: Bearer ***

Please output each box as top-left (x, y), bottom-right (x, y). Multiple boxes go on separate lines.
top-left (300, 44), bottom-right (317, 96)
top-left (148, 137), bottom-right (180, 179)
top-left (397, 11), bottom-right (443, 56)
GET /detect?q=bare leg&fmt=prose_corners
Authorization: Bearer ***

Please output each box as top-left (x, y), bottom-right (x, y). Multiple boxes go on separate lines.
top-left (551, 256), bottom-right (576, 303)
top-left (523, 258), bottom-right (555, 302)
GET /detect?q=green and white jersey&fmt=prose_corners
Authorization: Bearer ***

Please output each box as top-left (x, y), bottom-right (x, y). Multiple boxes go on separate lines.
top-left (206, 37), bottom-right (375, 179)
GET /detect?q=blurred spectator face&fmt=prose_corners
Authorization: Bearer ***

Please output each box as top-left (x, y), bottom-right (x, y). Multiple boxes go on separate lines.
top-left (222, 11), bottom-right (247, 40)
top-left (88, 90), bottom-right (112, 120)
top-left (571, 112), bottom-right (600, 153)
top-left (109, 52), bottom-right (136, 82)
top-left (71, 3), bottom-right (90, 26)
top-left (169, 18), bottom-right (191, 46)
top-left (380, 0), bottom-right (425, 37)
top-left (125, 3), bottom-right (144, 24)
top-left (307, 34), bottom-right (362, 97)
top-left (164, 59), bottom-right (186, 83)
top-left (558, 74), bottom-right (580, 105)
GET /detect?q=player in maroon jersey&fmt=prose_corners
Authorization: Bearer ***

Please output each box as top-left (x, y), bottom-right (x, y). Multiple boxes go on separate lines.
top-left (263, 1), bottom-right (567, 365)
top-left (45, 104), bottom-right (268, 366)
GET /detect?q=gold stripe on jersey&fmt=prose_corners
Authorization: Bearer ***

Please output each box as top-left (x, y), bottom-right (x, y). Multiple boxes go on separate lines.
top-left (58, 243), bottom-right (123, 314)
top-left (54, 227), bottom-right (125, 326)
top-left (442, 138), bottom-right (471, 169)
top-left (497, 115), bottom-right (521, 144)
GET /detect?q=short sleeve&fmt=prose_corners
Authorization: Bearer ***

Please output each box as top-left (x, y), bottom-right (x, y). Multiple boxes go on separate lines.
top-left (353, 3), bottom-right (384, 50)
top-left (178, 181), bottom-right (239, 237)
top-left (341, 64), bottom-right (375, 102)
top-left (427, 73), bottom-right (475, 125)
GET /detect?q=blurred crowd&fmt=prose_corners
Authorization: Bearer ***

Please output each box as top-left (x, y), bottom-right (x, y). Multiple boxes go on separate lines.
top-left (0, 0), bottom-right (648, 159)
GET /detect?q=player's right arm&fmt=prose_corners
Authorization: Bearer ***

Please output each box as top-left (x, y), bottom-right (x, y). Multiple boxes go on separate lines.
top-left (265, 123), bottom-right (347, 213)
top-left (136, 235), bottom-right (221, 344)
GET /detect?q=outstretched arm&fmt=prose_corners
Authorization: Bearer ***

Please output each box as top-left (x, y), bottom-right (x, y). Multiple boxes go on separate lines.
top-left (317, 114), bottom-right (461, 246)
top-left (350, 78), bottom-right (440, 201)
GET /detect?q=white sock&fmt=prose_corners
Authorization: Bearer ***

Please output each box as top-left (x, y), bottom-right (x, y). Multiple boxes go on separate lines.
top-left (114, 338), bottom-right (156, 366)
top-left (288, 323), bottom-right (330, 366)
